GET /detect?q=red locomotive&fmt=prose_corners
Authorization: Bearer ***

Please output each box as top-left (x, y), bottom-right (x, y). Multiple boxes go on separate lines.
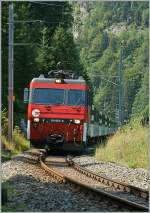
top-left (24, 69), bottom-right (116, 151)
top-left (24, 70), bottom-right (90, 151)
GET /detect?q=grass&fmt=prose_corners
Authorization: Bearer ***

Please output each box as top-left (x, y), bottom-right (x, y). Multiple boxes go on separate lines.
top-left (95, 119), bottom-right (148, 169)
top-left (2, 127), bottom-right (30, 162)
top-left (1, 109), bottom-right (30, 161)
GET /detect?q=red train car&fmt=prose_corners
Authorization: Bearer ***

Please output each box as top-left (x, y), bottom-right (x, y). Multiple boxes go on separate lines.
top-left (24, 70), bottom-right (90, 151)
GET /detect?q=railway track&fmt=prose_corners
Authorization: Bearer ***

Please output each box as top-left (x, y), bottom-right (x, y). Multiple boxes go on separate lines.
top-left (21, 149), bottom-right (148, 211)
top-left (67, 156), bottom-right (149, 199)
top-left (37, 151), bottom-right (148, 212)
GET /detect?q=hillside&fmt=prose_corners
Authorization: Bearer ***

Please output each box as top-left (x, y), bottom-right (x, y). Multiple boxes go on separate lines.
top-left (72, 2), bottom-right (149, 124)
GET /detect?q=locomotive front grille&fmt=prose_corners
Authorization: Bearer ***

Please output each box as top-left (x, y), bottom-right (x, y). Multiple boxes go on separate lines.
top-left (46, 134), bottom-right (64, 144)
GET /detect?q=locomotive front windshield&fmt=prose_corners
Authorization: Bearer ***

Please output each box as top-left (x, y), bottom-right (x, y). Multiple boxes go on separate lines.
top-left (67, 90), bottom-right (87, 106)
top-left (30, 88), bottom-right (87, 106)
top-left (31, 88), bottom-right (65, 104)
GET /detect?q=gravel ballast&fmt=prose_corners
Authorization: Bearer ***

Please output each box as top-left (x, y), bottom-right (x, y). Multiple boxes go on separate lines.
top-left (1, 153), bottom-right (122, 212)
top-left (73, 156), bottom-right (148, 190)
top-left (2, 152), bottom-right (148, 212)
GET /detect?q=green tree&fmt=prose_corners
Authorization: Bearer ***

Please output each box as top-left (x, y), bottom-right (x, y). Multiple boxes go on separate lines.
top-left (50, 26), bottom-right (82, 74)
top-left (132, 70), bottom-right (148, 120)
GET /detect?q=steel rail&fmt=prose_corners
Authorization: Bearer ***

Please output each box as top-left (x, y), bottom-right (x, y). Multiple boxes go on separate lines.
top-left (40, 158), bottom-right (66, 183)
top-left (64, 176), bottom-right (149, 212)
top-left (66, 156), bottom-right (149, 200)
top-left (39, 154), bottom-right (149, 212)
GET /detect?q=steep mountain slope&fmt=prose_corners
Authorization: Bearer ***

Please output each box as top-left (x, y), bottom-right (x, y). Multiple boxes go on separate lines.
top-left (72, 2), bottom-right (148, 123)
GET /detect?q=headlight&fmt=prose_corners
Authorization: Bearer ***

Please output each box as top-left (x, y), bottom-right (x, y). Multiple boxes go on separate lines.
top-left (74, 119), bottom-right (80, 124)
top-left (34, 118), bottom-right (40, 122)
top-left (55, 79), bottom-right (62, 83)
top-left (32, 109), bottom-right (40, 117)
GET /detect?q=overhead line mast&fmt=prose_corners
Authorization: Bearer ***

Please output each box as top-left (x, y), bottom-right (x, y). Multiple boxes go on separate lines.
top-left (8, 3), bottom-right (14, 143)
top-left (118, 43), bottom-right (124, 126)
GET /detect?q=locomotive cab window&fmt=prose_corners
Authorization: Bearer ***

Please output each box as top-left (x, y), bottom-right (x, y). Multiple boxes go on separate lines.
top-left (30, 88), bottom-right (65, 105)
top-left (67, 90), bottom-right (87, 106)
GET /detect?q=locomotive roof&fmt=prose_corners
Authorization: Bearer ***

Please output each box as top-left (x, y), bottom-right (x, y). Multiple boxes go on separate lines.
top-left (31, 78), bottom-right (86, 85)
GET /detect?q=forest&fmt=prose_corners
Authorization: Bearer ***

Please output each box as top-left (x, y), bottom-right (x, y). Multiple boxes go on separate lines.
top-left (2, 1), bottom-right (149, 125)
top-left (73, 1), bottom-right (149, 123)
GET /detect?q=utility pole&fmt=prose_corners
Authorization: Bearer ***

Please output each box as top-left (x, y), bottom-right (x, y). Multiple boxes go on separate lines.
top-left (7, 11), bottom-right (45, 144)
top-left (8, 3), bottom-right (14, 143)
top-left (118, 42), bottom-right (124, 126)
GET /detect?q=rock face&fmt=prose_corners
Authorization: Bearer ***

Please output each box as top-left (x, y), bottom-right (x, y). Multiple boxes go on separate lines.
top-left (72, 2), bottom-right (92, 39)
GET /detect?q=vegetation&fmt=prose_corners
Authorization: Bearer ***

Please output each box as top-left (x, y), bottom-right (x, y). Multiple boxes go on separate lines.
top-left (2, 130), bottom-right (29, 154)
top-left (95, 119), bottom-right (148, 169)
top-left (1, 109), bottom-right (29, 161)
top-left (73, 2), bottom-right (148, 123)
